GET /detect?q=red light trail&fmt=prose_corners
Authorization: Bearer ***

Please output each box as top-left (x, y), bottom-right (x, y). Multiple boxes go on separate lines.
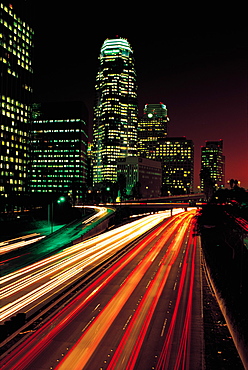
top-left (1, 209), bottom-right (203, 370)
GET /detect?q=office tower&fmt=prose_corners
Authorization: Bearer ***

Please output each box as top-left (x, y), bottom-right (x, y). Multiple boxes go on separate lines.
top-left (137, 103), bottom-right (169, 159)
top-left (201, 140), bottom-right (225, 188)
top-left (0, 2), bottom-right (34, 200)
top-left (30, 102), bottom-right (88, 201)
top-left (93, 37), bottom-right (138, 185)
top-left (117, 157), bottom-right (162, 198)
top-left (157, 137), bottom-right (194, 195)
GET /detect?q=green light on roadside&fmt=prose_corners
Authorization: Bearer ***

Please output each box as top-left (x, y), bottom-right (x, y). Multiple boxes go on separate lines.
top-left (57, 196), bottom-right (66, 203)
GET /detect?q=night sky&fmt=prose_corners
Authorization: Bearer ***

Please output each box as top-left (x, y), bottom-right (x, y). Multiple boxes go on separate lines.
top-left (25, 2), bottom-right (247, 189)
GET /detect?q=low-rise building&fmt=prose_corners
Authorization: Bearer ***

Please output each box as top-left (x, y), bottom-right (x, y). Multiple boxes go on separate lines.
top-left (117, 156), bottom-right (162, 199)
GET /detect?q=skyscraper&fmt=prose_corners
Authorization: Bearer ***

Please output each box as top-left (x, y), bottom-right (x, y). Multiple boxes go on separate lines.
top-left (137, 103), bottom-right (169, 159)
top-left (0, 2), bottom-right (34, 201)
top-left (93, 37), bottom-right (138, 185)
top-left (30, 102), bottom-right (88, 201)
top-left (201, 140), bottom-right (225, 189)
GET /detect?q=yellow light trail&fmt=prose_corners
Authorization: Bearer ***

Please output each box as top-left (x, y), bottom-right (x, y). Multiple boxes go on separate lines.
top-left (0, 210), bottom-right (179, 323)
top-left (57, 210), bottom-right (196, 370)
top-left (0, 234), bottom-right (45, 254)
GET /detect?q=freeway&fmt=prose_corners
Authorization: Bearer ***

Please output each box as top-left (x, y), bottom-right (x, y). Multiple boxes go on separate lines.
top-left (1, 208), bottom-right (203, 370)
top-left (0, 210), bottom-right (172, 323)
top-left (1, 206), bottom-right (114, 275)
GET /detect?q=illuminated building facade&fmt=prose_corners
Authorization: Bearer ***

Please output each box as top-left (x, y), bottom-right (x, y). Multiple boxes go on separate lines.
top-left (137, 105), bottom-right (192, 194)
top-left (0, 2), bottom-right (34, 199)
top-left (201, 140), bottom-right (225, 188)
top-left (137, 103), bottom-right (169, 159)
top-left (157, 137), bottom-right (194, 195)
top-left (30, 102), bottom-right (88, 199)
top-left (93, 38), bottom-right (138, 185)
top-left (117, 157), bottom-right (162, 198)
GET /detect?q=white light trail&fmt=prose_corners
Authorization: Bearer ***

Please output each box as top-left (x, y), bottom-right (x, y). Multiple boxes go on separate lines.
top-left (0, 210), bottom-right (178, 323)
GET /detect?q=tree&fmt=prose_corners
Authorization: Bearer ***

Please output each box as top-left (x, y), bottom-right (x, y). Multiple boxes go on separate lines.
top-left (117, 173), bottom-right (127, 200)
top-left (229, 179), bottom-right (235, 189)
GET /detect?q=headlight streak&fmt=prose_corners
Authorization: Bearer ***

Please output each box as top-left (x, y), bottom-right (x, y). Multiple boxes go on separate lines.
top-left (0, 233), bottom-right (41, 245)
top-left (1, 215), bottom-right (165, 298)
top-left (80, 206), bottom-right (108, 224)
top-left (1, 212), bottom-right (166, 285)
top-left (56, 211), bottom-right (197, 370)
top-left (0, 236), bottom-right (45, 255)
top-left (0, 211), bottom-right (177, 323)
top-left (56, 225), bottom-right (176, 369)
top-left (0, 210), bottom-right (198, 370)
top-left (155, 216), bottom-right (198, 369)
top-left (106, 212), bottom-right (195, 370)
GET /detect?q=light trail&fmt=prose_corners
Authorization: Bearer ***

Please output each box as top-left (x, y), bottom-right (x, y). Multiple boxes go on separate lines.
top-left (0, 210), bottom-right (178, 323)
top-left (106, 212), bottom-right (194, 370)
top-left (1, 210), bottom-right (190, 370)
top-left (227, 213), bottom-right (248, 232)
top-left (1, 211), bottom-right (165, 285)
top-left (77, 205), bottom-right (108, 224)
top-left (155, 217), bottom-right (198, 370)
top-left (56, 244), bottom-right (162, 370)
top-left (1, 213), bottom-right (166, 292)
top-left (56, 211), bottom-right (196, 370)
top-left (0, 206), bottom-right (105, 257)
top-left (0, 234), bottom-right (45, 255)
top-left (174, 231), bottom-right (197, 370)
top-left (0, 233), bottom-right (41, 247)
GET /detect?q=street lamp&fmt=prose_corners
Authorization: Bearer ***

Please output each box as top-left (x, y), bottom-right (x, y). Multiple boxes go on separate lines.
top-left (48, 196), bottom-right (66, 233)
top-left (57, 196), bottom-right (66, 204)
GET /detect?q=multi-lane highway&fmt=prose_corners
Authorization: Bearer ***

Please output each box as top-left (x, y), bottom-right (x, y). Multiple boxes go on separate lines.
top-left (0, 210), bottom-right (173, 323)
top-left (0, 214), bottom-right (170, 322)
top-left (1, 208), bottom-right (203, 370)
top-left (1, 206), bottom-right (115, 275)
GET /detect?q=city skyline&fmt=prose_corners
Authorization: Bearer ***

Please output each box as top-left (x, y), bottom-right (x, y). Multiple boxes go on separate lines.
top-left (28, 3), bottom-right (247, 189)
top-left (1, 5), bottom-right (248, 367)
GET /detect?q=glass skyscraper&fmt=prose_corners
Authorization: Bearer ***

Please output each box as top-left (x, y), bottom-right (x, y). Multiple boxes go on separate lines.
top-left (0, 2), bottom-right (33, 200)
top-left (93, 38), bottom-right (138, 185)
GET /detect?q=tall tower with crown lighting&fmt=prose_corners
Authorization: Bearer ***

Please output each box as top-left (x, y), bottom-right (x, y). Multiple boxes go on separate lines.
top-left (93, 38), bottom-right (138, 185)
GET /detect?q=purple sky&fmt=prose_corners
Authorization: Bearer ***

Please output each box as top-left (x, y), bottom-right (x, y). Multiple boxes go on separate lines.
top-left (29, 3), bottom-right (247, 189)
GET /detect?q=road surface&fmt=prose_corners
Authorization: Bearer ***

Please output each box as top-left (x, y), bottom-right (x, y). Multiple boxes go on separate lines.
top-left (0, 211), bottom-right (172, 323)
top-left (1, 209), bottom-right (204, 370)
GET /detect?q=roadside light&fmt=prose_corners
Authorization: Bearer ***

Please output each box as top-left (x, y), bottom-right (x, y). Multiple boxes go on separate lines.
top-left (106, 187), bottom-right (110, 191)
top-left (57, 196), bottom-right (66, 203)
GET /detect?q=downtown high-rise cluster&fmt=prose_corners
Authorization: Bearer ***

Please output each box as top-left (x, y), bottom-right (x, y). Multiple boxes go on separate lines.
top-left (0, 2), bottom-right (225, 207)
top-left (92, 37), bottom-right (195, 198)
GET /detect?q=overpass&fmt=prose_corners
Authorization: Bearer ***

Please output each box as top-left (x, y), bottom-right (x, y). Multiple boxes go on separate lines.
top-left (136, 193), bottom-right (205, 203)
top-left (102, 193), bottom-right (205, 210)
